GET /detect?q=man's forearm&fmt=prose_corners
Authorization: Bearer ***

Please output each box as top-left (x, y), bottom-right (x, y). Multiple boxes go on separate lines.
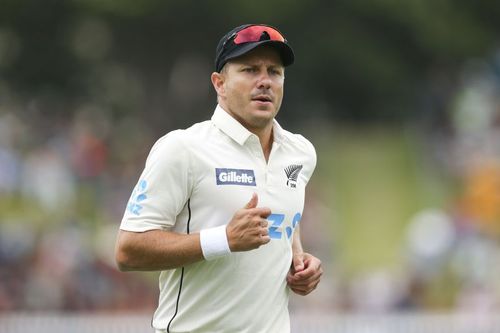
top-left (115, 229), bottom-right (204, 271)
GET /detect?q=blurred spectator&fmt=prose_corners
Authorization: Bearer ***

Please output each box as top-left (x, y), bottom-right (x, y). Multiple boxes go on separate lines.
top-left (348, 268), bottom-right (407, 313)
top-left (0, 113), bottom-right (22, 195)
top-left (405, 208), bottom-right (455, 279)
top-left (20, 144), bottom-right (76, 213)
top-left (459, 162), bottom-right (500, 236)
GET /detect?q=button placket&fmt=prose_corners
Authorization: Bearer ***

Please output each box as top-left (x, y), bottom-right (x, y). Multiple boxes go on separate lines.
top-left (245, 136), bottom-right (266, 187)
top-left (266, 142), bottom-right (281, 189)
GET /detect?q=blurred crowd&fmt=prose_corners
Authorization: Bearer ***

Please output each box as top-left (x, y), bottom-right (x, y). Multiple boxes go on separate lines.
top-left (0, 106), bottom-right (158, 311)
top-left (1, 51), bottom-right (500, 314)
top-left (401, 53), bottom-right (500, 313)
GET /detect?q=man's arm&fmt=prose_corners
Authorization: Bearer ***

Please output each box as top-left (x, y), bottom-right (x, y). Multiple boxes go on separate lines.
top-left (115, 230), bottom-right (203, 271)
top-left (115, 193), bottom-right (271, 271)
top-left (287, 225), bottom-right (323, 295)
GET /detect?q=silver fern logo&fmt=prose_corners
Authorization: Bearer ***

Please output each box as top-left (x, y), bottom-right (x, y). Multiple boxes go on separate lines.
top-left (284, 164), bottom-right (303, 188)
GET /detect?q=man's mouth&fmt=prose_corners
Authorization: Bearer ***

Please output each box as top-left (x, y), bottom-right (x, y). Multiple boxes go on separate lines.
top-left (252, 95), bottom-right (272, 103)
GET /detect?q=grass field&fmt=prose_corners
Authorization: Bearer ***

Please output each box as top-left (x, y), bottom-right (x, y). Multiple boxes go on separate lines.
top-left (306, 123), bottom-right (453, 275)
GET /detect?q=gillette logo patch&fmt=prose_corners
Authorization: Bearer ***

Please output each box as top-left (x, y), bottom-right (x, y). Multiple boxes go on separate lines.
top-left (216, 168), bottom-right (256, 186)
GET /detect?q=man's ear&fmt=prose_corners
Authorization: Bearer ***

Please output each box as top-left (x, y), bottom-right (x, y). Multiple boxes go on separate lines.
top-left (211, 71), bottom-right (225, 97)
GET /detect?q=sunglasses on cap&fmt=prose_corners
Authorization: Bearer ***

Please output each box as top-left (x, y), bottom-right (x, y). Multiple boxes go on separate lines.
top-left (215, 24), bottom-right (294, 72)
top-left (222, 25), bottom-right (287, 49)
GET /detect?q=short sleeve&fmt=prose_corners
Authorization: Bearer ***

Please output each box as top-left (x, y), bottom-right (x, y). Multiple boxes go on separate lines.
top-left (305, 137), bottom-right (317, 183)
top-left (297, 134), bottom-right (317, 184)
top-left (120, 130), bottom-right (192, 232)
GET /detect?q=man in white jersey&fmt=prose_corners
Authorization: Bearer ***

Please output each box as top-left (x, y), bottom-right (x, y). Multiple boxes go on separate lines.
top-left (115, 23), bottom-right (323, 333)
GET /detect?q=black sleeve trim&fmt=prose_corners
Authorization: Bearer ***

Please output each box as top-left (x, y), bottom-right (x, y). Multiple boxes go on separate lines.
top-left (166, 199), bottom-right (191, 333)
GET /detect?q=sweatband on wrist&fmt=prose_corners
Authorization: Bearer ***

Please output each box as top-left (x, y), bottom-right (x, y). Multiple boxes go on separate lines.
top-left (200, 225), bottom-right (231, 261)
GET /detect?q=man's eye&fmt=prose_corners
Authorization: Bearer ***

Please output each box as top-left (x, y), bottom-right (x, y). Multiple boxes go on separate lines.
top-left (243, 67), bottom-right (255, 72)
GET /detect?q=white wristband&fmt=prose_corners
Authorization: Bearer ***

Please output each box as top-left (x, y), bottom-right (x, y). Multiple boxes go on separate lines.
top-left (199, 225), bottom-right (231, 261)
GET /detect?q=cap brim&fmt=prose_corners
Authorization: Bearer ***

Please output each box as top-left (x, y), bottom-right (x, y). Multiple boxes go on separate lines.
top-left (221, 40), bottom-right (294, 71)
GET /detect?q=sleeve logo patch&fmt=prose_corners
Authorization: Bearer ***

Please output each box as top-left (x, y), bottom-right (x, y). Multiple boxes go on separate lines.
top-left (127, 179), bottom-right (148, 215)
top-left (216, 168), bottom-right (256, 186)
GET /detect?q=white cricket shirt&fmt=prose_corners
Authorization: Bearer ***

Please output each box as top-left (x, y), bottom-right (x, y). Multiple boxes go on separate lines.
top-left (120, 105), bottom-right (316, 333)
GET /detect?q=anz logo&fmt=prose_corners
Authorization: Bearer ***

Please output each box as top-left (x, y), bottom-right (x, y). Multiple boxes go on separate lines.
top-left (267, 212), bottom-right (301, 241)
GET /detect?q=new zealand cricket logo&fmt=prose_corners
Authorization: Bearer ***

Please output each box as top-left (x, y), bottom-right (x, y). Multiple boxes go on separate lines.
top-left (284, 164), bottom-right (303, 188)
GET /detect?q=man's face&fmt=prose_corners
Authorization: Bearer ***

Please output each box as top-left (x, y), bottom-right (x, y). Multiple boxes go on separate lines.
top-left (213, 46), bottom-right (285, 132)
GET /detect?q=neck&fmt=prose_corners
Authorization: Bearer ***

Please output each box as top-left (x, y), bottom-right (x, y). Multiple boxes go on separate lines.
top-left (252, 124), bottom-right (273, 162)
top-left (218, 103), bottom-right (274, 161)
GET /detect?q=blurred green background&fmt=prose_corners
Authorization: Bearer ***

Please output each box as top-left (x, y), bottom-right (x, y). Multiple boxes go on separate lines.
top-left (1, 0), bottom-right (500, 314)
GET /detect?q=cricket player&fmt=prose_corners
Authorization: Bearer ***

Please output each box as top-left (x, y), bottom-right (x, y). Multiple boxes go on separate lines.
top-left (115, 23), bottom-right (323, 333)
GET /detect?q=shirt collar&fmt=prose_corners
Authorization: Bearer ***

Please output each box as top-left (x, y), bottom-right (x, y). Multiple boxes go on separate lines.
top-left (211, 104), bottom-right (284, 146)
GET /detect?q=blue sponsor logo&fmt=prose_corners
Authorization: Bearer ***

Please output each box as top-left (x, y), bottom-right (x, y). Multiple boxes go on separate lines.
top-left (268, 212), bottom-right (302, 240)
top-left (216, 168), bottom-right (256, 186)
top-left (127, 179), bottom-right (148, 215)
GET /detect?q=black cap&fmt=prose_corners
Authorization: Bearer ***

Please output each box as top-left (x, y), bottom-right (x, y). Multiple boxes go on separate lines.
top-left (215, 24), bottom-right (295, 73)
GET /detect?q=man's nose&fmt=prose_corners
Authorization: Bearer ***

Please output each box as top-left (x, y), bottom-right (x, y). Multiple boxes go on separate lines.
top-left (256, 71), bottom-right (272, 89)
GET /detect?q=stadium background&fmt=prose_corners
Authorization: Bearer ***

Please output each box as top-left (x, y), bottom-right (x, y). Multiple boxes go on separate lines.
top-left (1, 1), bottom-right (500, 332)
